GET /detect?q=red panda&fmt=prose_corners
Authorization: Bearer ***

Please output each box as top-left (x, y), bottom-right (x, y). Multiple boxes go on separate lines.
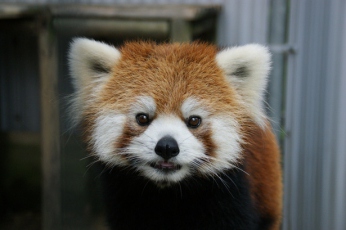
top-left (68, 38), bottom-right (282, 230)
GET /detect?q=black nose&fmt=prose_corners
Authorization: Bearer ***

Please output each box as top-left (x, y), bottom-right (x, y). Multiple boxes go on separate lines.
top-left (155, 136), bottom-right (180, 160)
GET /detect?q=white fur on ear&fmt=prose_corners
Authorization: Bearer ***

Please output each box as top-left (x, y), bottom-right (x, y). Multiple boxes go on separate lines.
top-left (68, 38), bottom-right (121, 124)
top-left (216, 44), bottom-right (271, 127)
top-left (69, 38), bottom-right (121, 91)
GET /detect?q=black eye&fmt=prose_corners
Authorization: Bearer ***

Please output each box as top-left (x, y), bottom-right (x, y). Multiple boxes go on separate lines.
top-left (187, 116), bottom-right (202, 128)
top-left (136, 113), bottom-right (150, 126)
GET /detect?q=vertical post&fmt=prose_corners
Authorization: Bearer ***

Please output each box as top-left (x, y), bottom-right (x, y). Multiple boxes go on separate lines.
top-left (170, 19), bottom-right (192, 42)
top-left (38, 13), bottom-right (61, 230)
top-left (267, 0), bottom-right (289, 144)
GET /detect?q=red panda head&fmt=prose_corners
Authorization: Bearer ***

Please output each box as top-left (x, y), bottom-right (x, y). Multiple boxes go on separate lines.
top-left (68, 39), bottom-right (271, 186)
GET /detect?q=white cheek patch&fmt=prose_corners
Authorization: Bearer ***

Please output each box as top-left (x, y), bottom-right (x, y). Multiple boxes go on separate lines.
top-left (205, 116), bottom-right (243, 172)
top-left (92, 112), bottom-right (127, 165)
top-left (91, 96), bottom-right (156, 166)
top-left (127, 116), bottom-right (206, 182)
top-left (182, 97), bottom-right (242, 172)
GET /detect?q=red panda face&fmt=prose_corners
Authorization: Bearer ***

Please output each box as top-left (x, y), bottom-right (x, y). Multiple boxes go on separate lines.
top-left (69, 39), bottom-right (271, 186)
top-left (91, 95), bottom-right (242, 185)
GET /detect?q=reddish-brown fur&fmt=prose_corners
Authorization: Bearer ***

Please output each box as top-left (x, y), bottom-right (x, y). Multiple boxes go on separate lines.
top-left (99, 42), bottom-right (244, 115)
top-left (82, 41), bottom-right (282, 228)
top-left (243, 122), bottom-right (283, 229)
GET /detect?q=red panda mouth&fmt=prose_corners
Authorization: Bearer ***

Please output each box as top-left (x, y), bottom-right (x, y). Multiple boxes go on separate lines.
top-left (150, 161), bottom-right (182, 173)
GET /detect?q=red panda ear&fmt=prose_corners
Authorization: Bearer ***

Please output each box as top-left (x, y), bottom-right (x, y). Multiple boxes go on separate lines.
top-left (68, 38), bottom-right (121, 123)
top-left (216, 44), bottom-right (271, 127)
top-left (68, 38), bottom-right (121, 92)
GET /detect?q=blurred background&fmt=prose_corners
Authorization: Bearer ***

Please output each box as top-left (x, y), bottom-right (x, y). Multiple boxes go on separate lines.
top-left (0, 0), bottom-right (345, 229)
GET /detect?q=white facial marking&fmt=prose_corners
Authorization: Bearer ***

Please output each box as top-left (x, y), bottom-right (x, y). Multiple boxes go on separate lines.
top-left (91, 96), bottom-right (243, 185)
top-left (127, 115), bottom-right (206, 183)
top-left (181, 97), bottom-right (211, 119)
top-left (130, 96), bottom-right (156, 118)
top-left (206, 116), bottom-right (242, 172)
top-left (92, 112), bottom-right (126, 165)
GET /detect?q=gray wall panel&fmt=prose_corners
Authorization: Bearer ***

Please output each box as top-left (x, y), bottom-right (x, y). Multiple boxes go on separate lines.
top-left (217, 0), bottom-right (270, 46)
top-left (284, 0), bottom-right (346, 229)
